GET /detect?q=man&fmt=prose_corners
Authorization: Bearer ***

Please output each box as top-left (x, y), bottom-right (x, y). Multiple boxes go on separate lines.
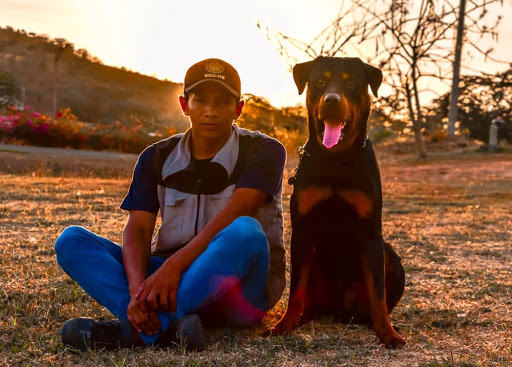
top-left (54, 58), bottom-right (286, 351)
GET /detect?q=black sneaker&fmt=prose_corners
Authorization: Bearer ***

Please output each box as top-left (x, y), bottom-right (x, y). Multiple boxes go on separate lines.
top-left (61, 318), bottom-right (135, 351)
top-left (157, 314), bottom-right (205, 351)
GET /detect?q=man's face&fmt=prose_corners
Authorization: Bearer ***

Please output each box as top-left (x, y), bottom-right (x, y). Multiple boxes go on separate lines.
top-left (179, 82), bottom-right (244, 143)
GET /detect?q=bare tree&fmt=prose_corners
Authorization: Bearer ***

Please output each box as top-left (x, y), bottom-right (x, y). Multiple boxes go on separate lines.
top-left (50, 38), bottom-right (74, 116)
top-left (262, 0), bottom-right (503, 158)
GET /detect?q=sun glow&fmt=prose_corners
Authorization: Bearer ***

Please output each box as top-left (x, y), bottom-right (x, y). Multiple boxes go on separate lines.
top-left (1, 0), bottom-right (511, 107)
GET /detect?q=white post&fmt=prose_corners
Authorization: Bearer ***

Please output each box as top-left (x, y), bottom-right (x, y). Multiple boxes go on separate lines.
top-left (489, 117), bottom-right (504, 152)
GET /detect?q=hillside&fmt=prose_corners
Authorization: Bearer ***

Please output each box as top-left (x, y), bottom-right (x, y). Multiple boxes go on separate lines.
top-left (0, 27), bottom-right (310, 153)
top-left (0, 26), bottom-right (189, 130)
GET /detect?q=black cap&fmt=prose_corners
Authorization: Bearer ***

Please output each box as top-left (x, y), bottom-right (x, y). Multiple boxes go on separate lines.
top-left (184, 58), bottom-right (241, 97)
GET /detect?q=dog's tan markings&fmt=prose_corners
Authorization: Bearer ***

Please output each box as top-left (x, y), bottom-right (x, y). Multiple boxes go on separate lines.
top-left (289, 263), bottom-right (311, 314)
top-left (298, 186), bottom-right (333, 214)
top-left (269, 249), bottom-right (314, 335)
top-left (342, 72), bottom-right (349, 80)
top-left (323, 71), bottom-right (332, 79)
top-left (337, 190), bottom-right (373, 218)
top-left (362, 261), bottom-right (406, 348)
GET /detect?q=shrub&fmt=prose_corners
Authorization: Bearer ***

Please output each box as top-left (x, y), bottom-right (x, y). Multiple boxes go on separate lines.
top-left (0, 106), bottom-right (177, 154)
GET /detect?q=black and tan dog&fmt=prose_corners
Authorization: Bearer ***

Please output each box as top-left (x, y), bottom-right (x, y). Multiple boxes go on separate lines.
top-left (267, 57), bottom-right (406, 348)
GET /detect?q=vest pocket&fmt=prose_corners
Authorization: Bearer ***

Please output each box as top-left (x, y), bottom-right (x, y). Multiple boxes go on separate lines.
top-left (161, 188), bottom-right (194, 246)
top-left (164, 188), bottom-right (187, 206)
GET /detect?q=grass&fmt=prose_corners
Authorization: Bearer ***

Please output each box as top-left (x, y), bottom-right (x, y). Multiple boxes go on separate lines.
top-left (0, 149), bottom-right (28, 154)
top-left (0, 142), bottom-right (511, 366)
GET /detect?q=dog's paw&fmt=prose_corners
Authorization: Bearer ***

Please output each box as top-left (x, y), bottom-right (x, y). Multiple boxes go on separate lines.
top-left (263, 324), bottom-right (290, 337)
top-left (378, 329), bottom-right (406, 349)
top-left (262, 327), bottom-right (279, 337)
top-left (263, 315), bottom-right (300, 337)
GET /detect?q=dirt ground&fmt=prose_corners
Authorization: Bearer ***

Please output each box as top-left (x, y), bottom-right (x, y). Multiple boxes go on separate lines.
top-left (0, 140), bottom-right (511, 366)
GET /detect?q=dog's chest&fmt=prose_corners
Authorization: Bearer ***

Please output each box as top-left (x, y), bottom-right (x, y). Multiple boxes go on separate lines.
top-left (294, 184), bottom-right (373, 220)
top-left (292, 158), bottom-right (377, 219)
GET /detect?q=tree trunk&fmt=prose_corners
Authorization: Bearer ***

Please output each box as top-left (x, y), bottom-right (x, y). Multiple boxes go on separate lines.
top-left (52, 59), bottom-right (59, 117)
top-left (410, 67), bottom-right (428, 158)
top-left (406, 83), bottom-right (427, 158)
top-left (447, 0), bottom-right (466, 137)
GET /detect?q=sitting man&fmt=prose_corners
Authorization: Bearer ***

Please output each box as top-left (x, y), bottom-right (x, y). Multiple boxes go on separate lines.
top-left (54, 58), bottom-right (286, 351)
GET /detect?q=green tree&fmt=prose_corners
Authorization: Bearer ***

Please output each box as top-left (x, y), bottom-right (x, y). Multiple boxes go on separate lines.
top-left (0, 71), bottom-right (20, 109)
top-left (434, 67), bottom-right (512, 143)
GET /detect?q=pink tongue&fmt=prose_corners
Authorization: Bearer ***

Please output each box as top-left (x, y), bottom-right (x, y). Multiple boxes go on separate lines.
top-left (323, 122), bottom-right (342, 149)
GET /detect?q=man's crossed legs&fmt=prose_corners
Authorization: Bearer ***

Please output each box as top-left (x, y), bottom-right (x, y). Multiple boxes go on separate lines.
top-left (54, 216), bottom-right (269, 351)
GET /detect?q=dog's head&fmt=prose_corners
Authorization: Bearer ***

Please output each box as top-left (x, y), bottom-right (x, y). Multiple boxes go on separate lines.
top-left (293, 57), bottom-right (382, 154)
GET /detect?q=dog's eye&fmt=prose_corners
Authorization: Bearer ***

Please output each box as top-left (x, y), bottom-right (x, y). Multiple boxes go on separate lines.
top-left (315, 79), bottom-right (326, 87)
top-left (346, 81), bottom-right (356, 89)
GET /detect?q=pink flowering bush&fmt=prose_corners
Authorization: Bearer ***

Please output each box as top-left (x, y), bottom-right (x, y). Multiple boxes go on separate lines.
top-left (0, 107), bottom-right (176, 153)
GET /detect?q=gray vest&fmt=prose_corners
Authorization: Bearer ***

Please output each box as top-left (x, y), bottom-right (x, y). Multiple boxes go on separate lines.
top-left (152, 124), bottom-right (285, 308)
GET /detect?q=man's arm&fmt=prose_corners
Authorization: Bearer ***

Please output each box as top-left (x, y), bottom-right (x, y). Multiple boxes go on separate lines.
top-left (136, 187), bottom-right (268, 313)
top-left (123, 210), bottom-right (156, 296)
top-left (122, 210), bottom-right (162, 335)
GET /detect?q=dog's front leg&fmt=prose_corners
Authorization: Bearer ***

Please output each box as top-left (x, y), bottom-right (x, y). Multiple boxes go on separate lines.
top-left (362, 237), bottom-right (406, 348)
top-left (267, 231), bottom-right (314, 335)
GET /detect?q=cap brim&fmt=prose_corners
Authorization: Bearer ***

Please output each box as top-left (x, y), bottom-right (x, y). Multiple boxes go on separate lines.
top-left (184, 79), bottom-right (240, 97)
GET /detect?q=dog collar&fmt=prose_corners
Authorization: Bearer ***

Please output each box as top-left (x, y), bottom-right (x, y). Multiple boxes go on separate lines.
top-left (288, 136), bottom-right (369, 185)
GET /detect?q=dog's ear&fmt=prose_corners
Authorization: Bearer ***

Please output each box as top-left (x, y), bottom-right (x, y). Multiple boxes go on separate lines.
top-left (364, 63), bottom-right (383, 97)
top-left (293, 60), bottom-right (315, 95)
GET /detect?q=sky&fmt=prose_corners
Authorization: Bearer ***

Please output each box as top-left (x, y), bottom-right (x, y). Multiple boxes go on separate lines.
top-left (1, 0), bottom-right (511, 107)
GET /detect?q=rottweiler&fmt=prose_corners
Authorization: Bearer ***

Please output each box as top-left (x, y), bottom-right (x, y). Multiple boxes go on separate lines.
top-left (267, 57), bottom-right (406, 348)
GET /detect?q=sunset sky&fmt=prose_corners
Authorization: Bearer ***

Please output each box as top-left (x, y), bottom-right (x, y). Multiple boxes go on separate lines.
top-left (1, 0), bottom-right (511, 107)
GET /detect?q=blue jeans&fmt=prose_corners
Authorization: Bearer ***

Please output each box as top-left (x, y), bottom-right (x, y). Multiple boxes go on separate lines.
top-left (54, 216), bottom-right (269, 345)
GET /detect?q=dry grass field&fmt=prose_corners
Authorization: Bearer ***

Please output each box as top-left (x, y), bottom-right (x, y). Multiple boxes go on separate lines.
top-left (0, 141), bottom-right (511, 366)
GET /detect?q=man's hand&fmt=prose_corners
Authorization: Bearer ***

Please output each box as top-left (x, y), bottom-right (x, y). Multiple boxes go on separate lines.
top-left (135, 259), bottom-right (183, 314)
top-left (122, 210), bottom-right (158, 334)
top-left (126, 296), bottom-right (162, 335)
top-left (134, 188), bottom-right (269, 317)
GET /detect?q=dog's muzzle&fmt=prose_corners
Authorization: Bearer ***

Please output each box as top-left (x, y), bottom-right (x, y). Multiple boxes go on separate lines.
top-left (319, 93), bottom-right (350, 149)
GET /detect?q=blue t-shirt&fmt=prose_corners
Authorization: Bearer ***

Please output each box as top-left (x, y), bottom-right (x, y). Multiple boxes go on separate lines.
top-left (121, 128), bottom-right (286, 215)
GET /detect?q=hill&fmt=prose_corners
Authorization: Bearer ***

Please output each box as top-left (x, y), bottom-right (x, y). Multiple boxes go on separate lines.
top-left (0, 26), bottom-right (310, 153)
top-left (0, 26), bottom-right (189, 130)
